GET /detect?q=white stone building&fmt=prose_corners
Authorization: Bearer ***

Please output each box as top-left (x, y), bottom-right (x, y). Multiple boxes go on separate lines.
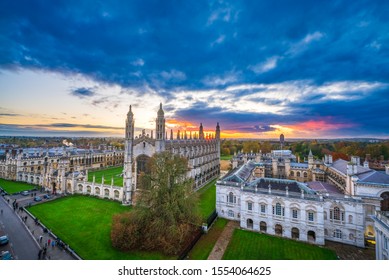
top-left (217, 160), bottom-right (379, 248)
top-left (373, 211), bottom-right (389, 260)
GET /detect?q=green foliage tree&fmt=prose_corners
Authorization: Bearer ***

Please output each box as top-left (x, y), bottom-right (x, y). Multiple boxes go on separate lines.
top-left (221, 147), bottom-right (230, 156)
top-left (242, 141), bottom-right (260, 153)
top-left (111, 151), bottom-right (201, 255)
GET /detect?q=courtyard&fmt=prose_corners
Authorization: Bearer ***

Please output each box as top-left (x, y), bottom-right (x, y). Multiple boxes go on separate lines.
top-left (222, 229), bottom-right (338, 260)
top-left (28, 195), bottom-right (171, 260)
top-left (0, 178), bottom-right (37, 194)
top-left (87, 166), bottom-right (123, 187)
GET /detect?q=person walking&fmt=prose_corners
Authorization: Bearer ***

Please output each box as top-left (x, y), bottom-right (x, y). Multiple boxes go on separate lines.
top-left (48, 239), bottom-right (51, 247)
top-left (39, 235), bottom-right (43, 243)
top-left (0, 208), bottom-right (3, 215)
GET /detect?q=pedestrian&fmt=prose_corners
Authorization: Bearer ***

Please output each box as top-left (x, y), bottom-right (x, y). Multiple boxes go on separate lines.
top-left (48, 239), bottom-right (51, 246)
top-left (25, 216), bottom-right (28, 222)
top-left (43, 247), bottom-right (47, 258)
top-left (39, 235), bottom-right (43, 243)
top-left (51, 240), bottom-right (55, 248)
top-left (0, 209), bottom-right (3, 215)
top-left (38, 249), bottom-right (42, 260)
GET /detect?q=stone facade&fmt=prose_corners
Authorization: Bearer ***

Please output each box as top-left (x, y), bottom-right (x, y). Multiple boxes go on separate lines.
top-left (373, 211), bottom-right (389, 260)
top-left (216, 164), bottom-right (366, 247)
top-left (0, 147), bottom-right (124, 201)
top-left (221, 148), bottom-right (389, 250)
top-left (123, 103), bottom-right (220, 204)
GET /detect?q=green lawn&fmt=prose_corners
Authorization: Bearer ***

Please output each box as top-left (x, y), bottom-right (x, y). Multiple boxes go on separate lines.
top-left (220, 155), bottom-right (233, 160)
top-left (88, 166), bottom-right (123, 187)
top-left (28, 195), bottom-right (172, 260)
top-left (198, 179), bottom-right (217, 220)
top-left (0, 178), bottom-right (37, 194)
top-left (188, 218), bottom-right (228, 260)
top-left (223, 229), bottom-right (337, 260)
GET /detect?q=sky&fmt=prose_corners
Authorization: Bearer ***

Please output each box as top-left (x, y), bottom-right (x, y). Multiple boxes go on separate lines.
top-left (0, 0), bottom-right (389, 139)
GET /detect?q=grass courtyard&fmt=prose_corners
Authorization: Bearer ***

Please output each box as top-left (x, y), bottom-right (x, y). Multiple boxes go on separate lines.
top-left (188, 218), bottom-right (228, 260)
top-left (220, 155), bottom-right (233, 160)
top-left (223, 229), bottom-right (338, 260)
top-left (197, 179), bottom-right (217, 220)
top-left (0, 178), bottom-right (37, 194)
top-left (28, 195), bottom-right (171, 260)
top-left (88, 166), bottom-right (123, 187)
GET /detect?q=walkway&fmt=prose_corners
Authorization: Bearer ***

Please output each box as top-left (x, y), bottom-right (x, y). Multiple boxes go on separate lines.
top-left (207, 220), bottom-right (239, 260)
top-left (1, 195), bottom-right (77, 260)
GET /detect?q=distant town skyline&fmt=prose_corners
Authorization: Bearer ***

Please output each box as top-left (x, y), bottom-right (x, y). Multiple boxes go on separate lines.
top-left (1, 1), bottom-right (389, 139)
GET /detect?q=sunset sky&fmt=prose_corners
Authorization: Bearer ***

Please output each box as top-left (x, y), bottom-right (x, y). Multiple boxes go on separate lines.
top-left (1, 0), bottom-right (389, 139)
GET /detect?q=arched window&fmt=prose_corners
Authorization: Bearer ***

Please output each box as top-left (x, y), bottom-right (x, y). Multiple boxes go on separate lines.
top-left (303, 172), bottom-right (307, 178)
top-left (330, 206), bottom-right (344, 222)
top-left (228, 192), bottom-right (236, 204)
top-left (290, 171), bottom-right (295, 177)
top-left (348, 215), bottom-right (353, 224)
top-left (260, 221), bottom-right (267, 232)
top-left (334, 207), bottom-right (340, 220)
top-left (296, 171), bottom-right (301, 177)
top-left (349, 233), bottom-right (354, 240)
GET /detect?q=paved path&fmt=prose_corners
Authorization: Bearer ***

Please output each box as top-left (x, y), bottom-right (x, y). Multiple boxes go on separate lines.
top-left (1, 195), bottom-right (77, 260)
top-left (0, 196), bottom-right (39, 260)
top-left (208, 220), bottom-right (239, 260)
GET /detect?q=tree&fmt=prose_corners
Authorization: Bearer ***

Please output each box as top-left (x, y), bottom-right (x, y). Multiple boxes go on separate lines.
top-left (221, 147), bottom-right (230, 156)
top-left (111, 151), bottom-right (201, 255)
top-left (242, 141), bottom-right (260, 153)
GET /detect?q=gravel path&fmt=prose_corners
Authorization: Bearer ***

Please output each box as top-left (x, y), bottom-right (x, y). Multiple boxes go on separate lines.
top-left (207, 220), bottom-right (239, 260)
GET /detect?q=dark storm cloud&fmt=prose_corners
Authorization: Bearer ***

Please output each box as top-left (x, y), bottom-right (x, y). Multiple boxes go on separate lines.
top-left (1, 0), bottom-right (389, 136)
top-left (70, 87), bottom-right (96, 98)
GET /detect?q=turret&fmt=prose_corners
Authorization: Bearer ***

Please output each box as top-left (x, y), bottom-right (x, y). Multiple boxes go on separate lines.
top-left (199, 123), bottom-right (204, 140)
top-left (155, 103), bottom-right (165, 140)
top-left (125, 105), bottom-right (135, 140)
top-left (123, 105), bottom-right (135, 204)
top-left (308, 149), bottom-right (314, 169)
top-left (215, 122), bottom-right (220, 139)
top-left (155, 103), bottom-right (166, 152)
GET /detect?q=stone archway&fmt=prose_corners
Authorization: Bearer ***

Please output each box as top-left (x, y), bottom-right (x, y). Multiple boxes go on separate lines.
top-left (308, 230), bottom-right (316, 242)
top-left (380, 192), bottom-right (389, 211)
top-left (136, 154), bottom-right (151, 188)
top-left (260, 221), bottom-right (267, 232)
top-left (275, 224), bottom-right (283, 236)
top-left (246, 218), bottom-right (253, 229)
top-left (291, 227), bottom-right (300, 239)
top-left (67, 183), bottom-right (72, 193)
top-left (52, 182), bottom-right (57, 195)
